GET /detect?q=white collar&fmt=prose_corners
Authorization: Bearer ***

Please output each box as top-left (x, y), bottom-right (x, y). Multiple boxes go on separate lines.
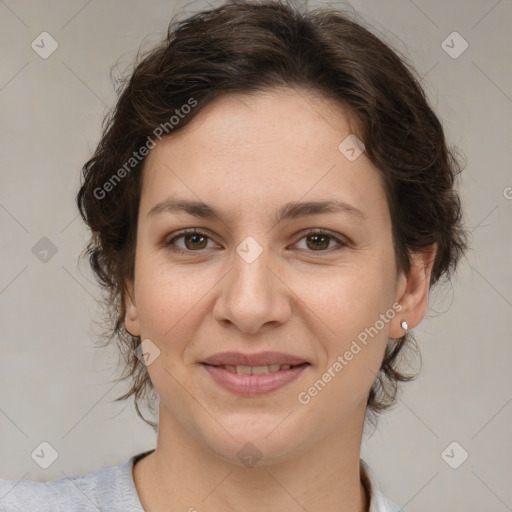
top-left (360, 459), bottom-right (404, 512)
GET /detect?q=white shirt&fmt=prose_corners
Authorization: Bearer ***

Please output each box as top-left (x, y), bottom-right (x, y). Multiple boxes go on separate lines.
top-left (0, 450), bottom-right (404, 511)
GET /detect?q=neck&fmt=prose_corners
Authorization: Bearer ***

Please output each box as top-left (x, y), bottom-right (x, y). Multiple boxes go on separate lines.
top-left (134, 408), bottom-right (369, 512)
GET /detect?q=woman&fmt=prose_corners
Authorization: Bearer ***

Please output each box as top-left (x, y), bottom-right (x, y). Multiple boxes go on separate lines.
top-left (0, 0), bottom-right (466, 510)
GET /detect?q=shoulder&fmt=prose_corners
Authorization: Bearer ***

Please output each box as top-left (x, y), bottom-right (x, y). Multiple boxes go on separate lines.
top-left (0, 454), bottom-right (145, 512)
top-left (0, 478), bottom-right (60, 511)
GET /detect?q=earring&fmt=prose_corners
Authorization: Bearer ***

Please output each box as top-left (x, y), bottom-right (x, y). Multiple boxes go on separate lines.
top-left (401, 320), bottom-right (409, 332)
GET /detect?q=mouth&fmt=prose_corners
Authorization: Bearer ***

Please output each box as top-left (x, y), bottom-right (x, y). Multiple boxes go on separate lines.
top-left (201, 350), bottom-right (310, 368)
top-left (202, 362), bottom-right (310, 374)
top-left (200, 361), bottom-right (310, 396)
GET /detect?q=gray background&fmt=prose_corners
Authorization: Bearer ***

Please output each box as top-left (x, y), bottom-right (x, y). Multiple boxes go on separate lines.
top-left (1, 0), bottom-right (511, 510)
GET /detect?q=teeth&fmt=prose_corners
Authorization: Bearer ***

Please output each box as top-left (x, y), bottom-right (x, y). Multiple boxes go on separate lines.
top-left (251, 365), bottom-right (269, 375)
top-left (217, 364), bottom-right (298, 374)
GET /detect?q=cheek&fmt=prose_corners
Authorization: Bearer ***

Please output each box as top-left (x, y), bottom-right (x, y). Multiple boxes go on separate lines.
top-left (296, 272), bottom-right (394, 420)
top-left (295, 256), bottom-right (396, 396)
top-left (296, 257), bottom-right (396, 337)
top-left (134, 270), bottom-right (201, 387)
top-left (134, 251), bottom-right (208, 328)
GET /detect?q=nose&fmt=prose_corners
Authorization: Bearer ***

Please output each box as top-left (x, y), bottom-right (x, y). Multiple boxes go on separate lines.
top-left (212, 245), bottom-right (292, 334)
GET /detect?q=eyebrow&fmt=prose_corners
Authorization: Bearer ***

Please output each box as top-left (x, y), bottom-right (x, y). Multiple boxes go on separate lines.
top-left (147, 198), bottom-right (366, 224)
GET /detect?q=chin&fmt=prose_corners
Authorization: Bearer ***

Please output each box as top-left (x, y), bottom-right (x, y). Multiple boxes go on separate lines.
top-left (201, 417), bottom-right (310, 468)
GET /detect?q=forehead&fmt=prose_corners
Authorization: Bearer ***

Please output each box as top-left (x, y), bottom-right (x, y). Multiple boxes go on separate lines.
top-left (139, 88), bottom-right (389, 224)
top-left (150, 87), bottom-right (360, 160)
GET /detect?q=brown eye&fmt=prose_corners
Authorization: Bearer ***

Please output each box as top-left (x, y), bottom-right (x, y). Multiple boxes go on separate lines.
top-left (305, 233), bottom-right (331, 251)
top-left (166, 228), bottom-right (346, 256)
top-left (293, 230), bottom-right (347, 253)
top-left (167, 230), bottom-right (216, 254)
top-left (182, 233), bottom-right (208, 250)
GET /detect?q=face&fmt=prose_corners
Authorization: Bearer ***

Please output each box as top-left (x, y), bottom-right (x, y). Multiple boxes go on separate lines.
top-left (125, 87), bottom-right (420, 465)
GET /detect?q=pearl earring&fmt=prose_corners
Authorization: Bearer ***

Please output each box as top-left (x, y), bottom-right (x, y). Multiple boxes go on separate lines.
top-left (401, 320), bottom-right (409, 332)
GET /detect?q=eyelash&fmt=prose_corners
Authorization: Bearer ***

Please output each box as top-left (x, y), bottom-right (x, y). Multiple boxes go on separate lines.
top-left (165, 228), bottom-right (348, 256)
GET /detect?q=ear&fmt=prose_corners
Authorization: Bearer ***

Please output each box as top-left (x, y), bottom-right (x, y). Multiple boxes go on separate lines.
top-left (389, 244), bottom-right (437, 338)
top-left (124, 278), bottom-right (141, 337)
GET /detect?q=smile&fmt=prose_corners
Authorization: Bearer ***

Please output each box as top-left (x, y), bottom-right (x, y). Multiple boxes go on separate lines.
top-left (201, 362), bottom-right (310, 395)
top-left (211, 363), bottom-right (299, 374)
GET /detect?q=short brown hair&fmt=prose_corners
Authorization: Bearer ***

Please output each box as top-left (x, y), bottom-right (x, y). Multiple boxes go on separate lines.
top-left (77, 0), bottom-right (467, 429)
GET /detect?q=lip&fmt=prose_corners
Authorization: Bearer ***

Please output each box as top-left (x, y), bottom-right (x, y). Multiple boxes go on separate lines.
top-left (202, 363), bottom-right (309, 396)
top-left (201, 351), bottom-right (309, 367)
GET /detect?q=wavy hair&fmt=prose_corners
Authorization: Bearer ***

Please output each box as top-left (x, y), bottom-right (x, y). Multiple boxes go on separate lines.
top-left (77, 0), bottom-right (467, 429)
